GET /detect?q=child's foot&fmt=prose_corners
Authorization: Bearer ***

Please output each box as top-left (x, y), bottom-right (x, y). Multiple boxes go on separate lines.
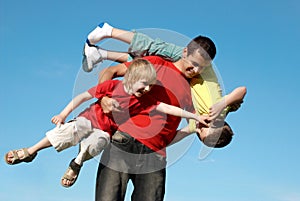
top-left (81, 43), bottom-right (104, 72)
top-left (87, 22), bottom-right (113, 45)
top-left (5, 148), bottom-right (37, 165)
top-left (61, 158), bottom-right (82, 188)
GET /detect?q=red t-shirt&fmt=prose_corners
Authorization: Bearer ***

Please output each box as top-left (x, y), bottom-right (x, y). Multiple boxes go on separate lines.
top-left (78, 80), bottom-right (159, 136)
top-left (119, 56), bottom-right (194, 156)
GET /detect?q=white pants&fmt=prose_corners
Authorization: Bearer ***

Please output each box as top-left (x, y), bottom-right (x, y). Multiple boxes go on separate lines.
top-left (46, 117), bottom-right (110, 163)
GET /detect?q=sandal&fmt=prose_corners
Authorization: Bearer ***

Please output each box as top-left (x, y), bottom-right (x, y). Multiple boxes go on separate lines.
top-left (61, 158), bottom-right (82, 188)
top-left (4, 148), bottom-right (37, 165)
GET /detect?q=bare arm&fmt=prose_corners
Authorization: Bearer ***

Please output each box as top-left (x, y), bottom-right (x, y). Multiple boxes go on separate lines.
top-left (169, 125), bottom-right (194, 146)
top-left (98, 63), bottom-right (127, 84)
top-left (51, 91), bottom-right (93, 126)
top-left (209, 86), bottom-right (247, 120)
top-left (156, 102), bottom-right (209, 127)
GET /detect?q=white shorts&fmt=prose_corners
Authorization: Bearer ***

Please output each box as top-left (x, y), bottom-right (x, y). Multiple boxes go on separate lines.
top-left (46, 117), bottom-right (110, 153)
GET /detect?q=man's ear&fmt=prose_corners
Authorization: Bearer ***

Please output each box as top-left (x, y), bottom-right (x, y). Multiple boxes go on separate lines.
top-left (182, 47), bottom-right (188, 58)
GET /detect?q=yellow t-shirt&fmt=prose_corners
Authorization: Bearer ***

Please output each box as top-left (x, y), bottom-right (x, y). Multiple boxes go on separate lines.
top-left (191, 64), bottom-right (222, 115)
top-left (189, 64), bottom-right (223, 131)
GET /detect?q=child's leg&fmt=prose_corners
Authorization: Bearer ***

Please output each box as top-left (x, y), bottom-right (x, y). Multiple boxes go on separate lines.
top-left (82, 22), bottom-right (183, 72)
top-left (61, 129), bottom-right (110, 187)
top-left (28, 137), bottom-right (52, 154)
top-left (75, 129), bottom-right (110, 166)
top-left (5, 137), bottom-right (51, 165)
top-left (128, 32), bottom-right (183, 61)
top-left (82, 22), bottom-right (134, 72)
top-left (90, 24), bottom-right (184, 60)
top-left (87, 22), bottom-right (134, 45)
top-left (75, 130), bottom-right (110, 165)
top-left (106, 50), bottom-right (129, 63)
top-left (87, 22), bottom-right (113, 45)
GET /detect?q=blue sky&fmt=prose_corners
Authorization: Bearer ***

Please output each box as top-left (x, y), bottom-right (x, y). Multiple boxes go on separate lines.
top-left (1, 0), bottom-right (300, 201)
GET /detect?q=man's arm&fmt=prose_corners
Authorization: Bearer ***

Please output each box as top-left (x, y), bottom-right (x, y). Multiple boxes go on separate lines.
top-left (98, 63), bottom-right (127, 84)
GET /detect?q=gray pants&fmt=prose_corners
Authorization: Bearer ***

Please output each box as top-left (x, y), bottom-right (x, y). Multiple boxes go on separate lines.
top-left (95, 131), bottom-right (166, 201)
top-left (128, 32), bottom-right (183, 61)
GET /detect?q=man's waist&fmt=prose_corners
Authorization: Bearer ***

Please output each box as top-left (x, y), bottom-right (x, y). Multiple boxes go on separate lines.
top-left (112, 130), bottom-right (167, 156)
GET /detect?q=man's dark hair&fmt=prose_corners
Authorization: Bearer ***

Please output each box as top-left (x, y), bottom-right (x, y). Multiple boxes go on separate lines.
top-left (187, 35), bottom-right (216, 60)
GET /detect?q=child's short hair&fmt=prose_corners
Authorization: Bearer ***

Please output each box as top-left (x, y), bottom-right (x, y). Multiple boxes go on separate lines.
top-left (187, 35), bottom-right (216, 60)
top-left (123, 58), bottom-right (157, 91)
top-left (199, 121), bottom-right (234, 148)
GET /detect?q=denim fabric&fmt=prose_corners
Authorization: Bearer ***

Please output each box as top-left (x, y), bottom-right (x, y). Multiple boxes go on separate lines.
top-left (95, 131), bottom-right (166, 201)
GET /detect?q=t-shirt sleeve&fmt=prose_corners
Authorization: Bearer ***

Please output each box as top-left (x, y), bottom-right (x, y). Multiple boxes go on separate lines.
top-left (87, 85), bottom-right (98, 98)
top-left (123, 61), bottom-right (132, 68)
top-left (87, 80), bottom-right (118, 99)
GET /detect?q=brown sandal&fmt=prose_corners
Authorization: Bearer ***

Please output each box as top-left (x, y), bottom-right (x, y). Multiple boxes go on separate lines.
top-left (61, 158), bottom-right (82, 188)
top-left (4, 148), bottom-right (37, 165)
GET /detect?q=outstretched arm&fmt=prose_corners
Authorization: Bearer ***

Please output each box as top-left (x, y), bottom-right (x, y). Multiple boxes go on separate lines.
top-left (156, 102), bottom-right (209, 127)
top-left (209, 86), bottom-right (247, 120)
top-left (169, 125), bottom-right (195, 146)
top-left (51, 91), bottom-right (93, 126)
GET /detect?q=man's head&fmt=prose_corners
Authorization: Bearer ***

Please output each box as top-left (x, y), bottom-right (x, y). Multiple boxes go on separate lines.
top-left (123, 58), bottom-right (157, 97)
top-left (187, 35), bottom-right (216, 61)
top-left (197, 121), bottom-right (234, 148)
top-left (180, 35), bottom-right (217, 78)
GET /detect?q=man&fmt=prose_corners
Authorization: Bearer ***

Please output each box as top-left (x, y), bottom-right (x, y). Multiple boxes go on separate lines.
top-left (92, 34), bottom-right (217, 201)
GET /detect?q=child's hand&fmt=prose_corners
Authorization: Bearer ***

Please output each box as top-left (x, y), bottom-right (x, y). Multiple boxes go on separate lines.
top-left (51, 115), bottom-right (65, 126)
top-left (197, 115), bottom-right (210, 128)
top-left (209, 101), bottom-right (226, 121)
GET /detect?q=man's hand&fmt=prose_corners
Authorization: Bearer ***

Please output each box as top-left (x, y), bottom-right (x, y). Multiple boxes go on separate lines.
top-left (101, 96), bottom-right (122, 114)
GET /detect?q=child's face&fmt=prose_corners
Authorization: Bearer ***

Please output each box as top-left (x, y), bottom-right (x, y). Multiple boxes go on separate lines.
top-left (199, 125), bottom-right (223, 142)
top-left (198, 127), bottom-right (209, 141)
top-left (131, 79), bottom-right (153, 97)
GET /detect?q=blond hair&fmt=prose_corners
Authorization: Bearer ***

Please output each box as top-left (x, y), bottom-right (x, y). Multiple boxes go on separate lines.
top-left (123, 58), bottom-right (157, 92)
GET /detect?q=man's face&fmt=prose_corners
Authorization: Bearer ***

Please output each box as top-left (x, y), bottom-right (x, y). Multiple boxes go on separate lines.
top-left (182, 49), bottom-right (211, 78)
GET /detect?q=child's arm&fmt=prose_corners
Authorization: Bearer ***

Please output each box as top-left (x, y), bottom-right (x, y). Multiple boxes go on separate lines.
top-left (209, 86), bottom-right (247, 121)
top-left (156, 102), bottom-right (209, 127)
top-left (168, 125), bottom-right (192, 146)
top-left (51, 91), bottom-right (93, 126)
